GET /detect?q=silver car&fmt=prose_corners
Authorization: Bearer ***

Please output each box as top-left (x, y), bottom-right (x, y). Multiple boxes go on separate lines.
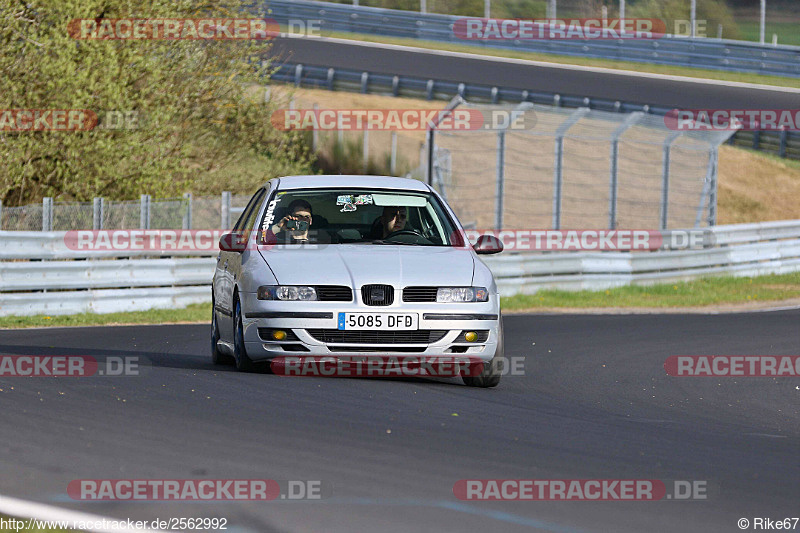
top-left (211, 175), bottom-right (505, 387)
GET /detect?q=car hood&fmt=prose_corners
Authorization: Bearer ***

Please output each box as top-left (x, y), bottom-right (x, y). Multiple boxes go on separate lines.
top-left (259, 244), bottom-right (475, 287)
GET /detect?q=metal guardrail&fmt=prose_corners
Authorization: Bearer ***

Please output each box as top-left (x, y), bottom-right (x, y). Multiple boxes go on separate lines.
top-left (260, 0), bottom-right (800, 78)
top-left (2, 220), bottom-right (800, 316)
top-left (270, 61), bottom-right (800, 161)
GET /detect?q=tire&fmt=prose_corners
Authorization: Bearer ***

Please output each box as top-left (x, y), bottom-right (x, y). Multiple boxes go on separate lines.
top-left (233, 298), bottom-right (256, 373)
top-left (462, 318), bottom-right (503, 388)
top-left (211, 305), bottom-right (233, 365)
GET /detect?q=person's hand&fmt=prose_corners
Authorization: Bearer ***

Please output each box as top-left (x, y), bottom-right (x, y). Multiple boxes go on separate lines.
top-left (275, 215), bottom-right (297, 231)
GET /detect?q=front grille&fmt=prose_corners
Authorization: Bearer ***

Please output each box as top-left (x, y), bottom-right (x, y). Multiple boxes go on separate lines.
top-left (331, 346), bottom-right (427, 353)
top-left (402, 286), bottom-right (438, 302)
top-left (306, 329), bottom-right (447, 344)
top-left (315, 285), bottom-right (353, 301)
top-left (361, 284), bottom-right (394, 306)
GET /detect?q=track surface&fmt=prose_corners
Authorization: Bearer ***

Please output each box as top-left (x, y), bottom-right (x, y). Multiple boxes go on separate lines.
top-left (1, 311), bottom-right (798, 532)
top-left (269, 37), bottom-right (800, 109)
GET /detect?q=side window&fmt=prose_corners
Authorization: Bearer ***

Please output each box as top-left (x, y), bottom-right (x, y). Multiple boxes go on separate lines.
top-left (233, 189), bottom-right (266, 232)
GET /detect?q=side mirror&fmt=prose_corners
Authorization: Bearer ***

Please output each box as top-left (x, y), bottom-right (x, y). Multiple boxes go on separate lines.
top-left (219, 231), bottom-right (247, 253)
top-left (473, 234), bottom-right (503, 254)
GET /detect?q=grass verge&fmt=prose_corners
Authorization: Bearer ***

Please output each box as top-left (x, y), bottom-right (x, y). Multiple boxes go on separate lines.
top-left (310, 30), bottom-right (800, 89)
top-left (501, 272), bottom-right (800, 311)
top-left (0, 303), bottom-right (210, 330)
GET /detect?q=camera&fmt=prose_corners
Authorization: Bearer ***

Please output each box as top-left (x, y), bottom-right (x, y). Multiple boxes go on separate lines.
top-left (286, 219), bottom-right (310, 231)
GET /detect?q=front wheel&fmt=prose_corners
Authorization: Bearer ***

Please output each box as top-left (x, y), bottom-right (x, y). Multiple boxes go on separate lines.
top-left (462, 318), bottom-right (503, 388)
top-left (233, 299), bottom-right (256, 372)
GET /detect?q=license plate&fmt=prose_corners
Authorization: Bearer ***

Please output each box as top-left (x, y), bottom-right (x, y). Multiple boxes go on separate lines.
top-left (337, 312), bottom-right (418, 330)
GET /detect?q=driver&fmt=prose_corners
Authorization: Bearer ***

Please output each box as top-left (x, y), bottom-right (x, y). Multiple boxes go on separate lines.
top-left (369, 206), bottom-right (407, 239)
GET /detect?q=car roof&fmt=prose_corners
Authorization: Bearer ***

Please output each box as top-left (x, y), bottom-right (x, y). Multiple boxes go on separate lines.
top-left (269, 175), bottom-right (431, 192)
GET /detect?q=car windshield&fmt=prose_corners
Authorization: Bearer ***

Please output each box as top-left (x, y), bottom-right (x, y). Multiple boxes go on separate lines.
top-left (257, 188), bottom-right (460, 246)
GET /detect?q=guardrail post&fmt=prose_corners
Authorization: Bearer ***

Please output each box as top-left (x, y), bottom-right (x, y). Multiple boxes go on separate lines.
top-left (360, 72), bottom-right (369, 94)
top-left (93, 197), bottom-right (104, 230)
top-left (392, 76), bottom-right (400, 97)
top-left (779, 129), bottom-right (788, 158)
top-left (42, 197), bottom-right (53, 232)
top-left (182, 192), bottom-right (193, 230)
top-left (491, 87), bottom-right (498, 104)
top-left (495, 130), bottom-right (505, 231)
top-left (426, 79), bottom-right (434, 100)
top-left (221, 191), bottom-right (231, 229)
top-left (390, 131), bottom-right (398, 175)
top-left (552, 108), bottom-right (588, 230)
top-left (139, 194), bottom-right (150, 229)
top-left (294, 64), bottom-right (303, 87)
top-left (327, 68), bottom-right (335, 90)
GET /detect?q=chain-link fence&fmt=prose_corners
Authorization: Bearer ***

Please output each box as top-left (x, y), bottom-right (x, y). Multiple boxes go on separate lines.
top-left (0, 193), bottom-right (252, 231)
top-left (429, 101), bottom-right (735, 230)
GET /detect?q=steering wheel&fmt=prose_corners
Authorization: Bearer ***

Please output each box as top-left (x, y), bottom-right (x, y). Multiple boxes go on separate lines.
top-left (383, 229), bottom-right (432, 245)
top-left (384, 229), bottom-right (424, 239)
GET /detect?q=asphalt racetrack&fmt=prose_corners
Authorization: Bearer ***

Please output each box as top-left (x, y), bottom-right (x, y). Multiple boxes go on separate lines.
top-left (268, 37), bottom-right (800, 110)
top-left (1, 311), bottom-right (798, 532)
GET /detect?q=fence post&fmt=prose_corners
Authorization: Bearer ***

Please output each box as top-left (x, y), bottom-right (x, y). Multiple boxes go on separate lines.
top-left (707, 148), bottom-right (719, 226)
top-left (0, 199), bottom-right (3, 231)
top-left (552, 108), bottom-right (588, 229)
top-left (183, 192), bottom-right (193, 230)
top-left (92, 197), bottom-right (104, 230)
top-left (221, 191), bottom-right (231, 229)
top-left (390, 131), bottom-right (398, 175)
top-left (362, 129), bottom-right (369, 171)
top-left (608, 112), bottom-right (643, 229)
top-left (42, 197), bottom-right (53, 231)
top-left (312, 103), bottom-right (319, 152)
top-left (495, 130), bottom-right (505, 231)
top-left (661, 131), bottom-right (683, 230)
top-left (139, 194), bottom-right (151, 229)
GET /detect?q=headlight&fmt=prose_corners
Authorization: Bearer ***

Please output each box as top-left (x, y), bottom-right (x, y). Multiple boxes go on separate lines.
top-left (436, 287), bottom-right (489, 303)
top-left (257, 286), bottom-right (318, 301)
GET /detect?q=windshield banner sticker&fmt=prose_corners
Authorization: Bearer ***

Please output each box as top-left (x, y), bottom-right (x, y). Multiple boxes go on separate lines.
top-left (336, 194), bottom-right (372, 212)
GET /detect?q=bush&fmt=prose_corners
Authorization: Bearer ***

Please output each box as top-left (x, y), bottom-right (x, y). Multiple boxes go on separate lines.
top-left (0, 0), bottom-right (315, 205)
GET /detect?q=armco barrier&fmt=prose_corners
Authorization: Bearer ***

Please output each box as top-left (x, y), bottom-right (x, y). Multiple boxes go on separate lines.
top-left (2, 220), bottom-right (800, 316)
top-left (260, 0), bottom-right (800, 78)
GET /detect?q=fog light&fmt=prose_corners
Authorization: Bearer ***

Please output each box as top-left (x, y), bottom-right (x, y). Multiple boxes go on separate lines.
top-left (272, 330), bottom-right (287, 341)
top-left (464, 331), bottom-right (478, 342)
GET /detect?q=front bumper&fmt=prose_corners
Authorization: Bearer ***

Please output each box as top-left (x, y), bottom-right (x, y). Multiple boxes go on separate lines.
top-left (239, 292), bottom-right (501, 363)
